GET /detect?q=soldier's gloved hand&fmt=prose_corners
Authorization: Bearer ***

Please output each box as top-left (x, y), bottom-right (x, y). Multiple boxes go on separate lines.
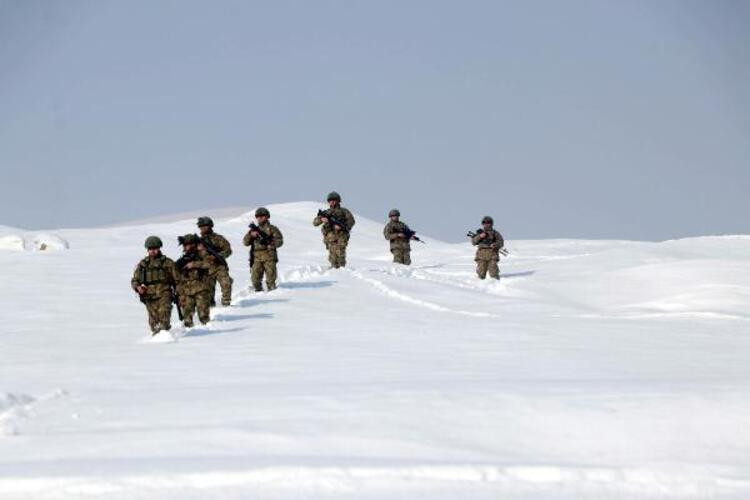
top-left (397, 233), bottom-right (406, 239)
top-left (479, 232), bottom-right (488, 239)
top-left (185, 262), bottom-right (196, 269)
top-left (334, 224), bottom-right (342, 231)
top-left (321, 217), bottom-right (329, 223)
top-left (137, 285), bottom-right (147, 295)
top-left (250, 230), bottom-right (260, 238)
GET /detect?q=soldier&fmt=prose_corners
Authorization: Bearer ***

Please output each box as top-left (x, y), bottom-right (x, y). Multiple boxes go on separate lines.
top-left (313, 191), bottom-right (355, 269)
top-left (175, 234), bottom-right (212, 328)
top-left (196, 216), bottom-right (233, 307)
top-left (131, 236), bottom-right (178, 336)
top-left (242, 207), bottom-right (284, 292)
top-left (383, 209), bottom-right (418, 265)
top-left (471, 216), bottom-right (505, 280)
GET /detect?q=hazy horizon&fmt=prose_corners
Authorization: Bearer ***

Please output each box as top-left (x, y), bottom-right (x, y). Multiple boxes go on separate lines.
top-left (1, 0), bottom-right (748, 241)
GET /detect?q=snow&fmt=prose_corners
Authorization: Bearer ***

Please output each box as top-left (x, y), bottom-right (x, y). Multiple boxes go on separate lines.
top-left (0, 235), bottom-right (25, 251)
top-left (1, 201), bottom-right (749, 499)
top-left (30, 233), bottom-right (70, 251)
top-left (0, 230), bottom-right (69, 252)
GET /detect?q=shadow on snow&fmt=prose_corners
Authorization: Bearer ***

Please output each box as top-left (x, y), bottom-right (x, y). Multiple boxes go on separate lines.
top-left (211, 313), bottom-right (274, 323)
top-left (182, 326), bottom-right (246, 338)
top-left (235, 297), bottom-right (291, 308)
top-left (279, 280), bottom-right (336, 290)
top-left (501, 270), bottom-right (536, 279)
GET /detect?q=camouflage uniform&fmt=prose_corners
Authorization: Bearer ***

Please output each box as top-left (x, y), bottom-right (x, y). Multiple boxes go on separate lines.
top-left (472, 228), bottom-right (504, 280)
top-left (313, 199), bottom-right (355, 269)
top-left (201, 231), bottom-right (233, 307)
top-left (131, 252), bottom-right (178, 335)
top-left (383, 220), bottom-right (413, 265)
top-left (243, 222), bottom-right (284, 291)
top-left (175, 244), bottom-right (212, 327)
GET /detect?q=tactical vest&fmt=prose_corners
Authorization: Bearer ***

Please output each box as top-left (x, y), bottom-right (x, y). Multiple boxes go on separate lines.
top-left (139, 256), bottom-right (169, 285)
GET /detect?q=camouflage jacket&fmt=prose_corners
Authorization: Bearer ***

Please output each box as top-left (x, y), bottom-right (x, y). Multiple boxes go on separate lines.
top-left (131, 254), bottom-right (178, 299)
top-left (383, 221), bottom-right (412, 250)
top-left (313, 206), bottom-right (355, 242)
top-left (471, 229), bottom-right (504, 259)
top-left (174, 251), bottom-right (211, 294)
top-left (243, 222), bottom-right (283, 256)
top-left (200, 231), bottom-right (232, 271)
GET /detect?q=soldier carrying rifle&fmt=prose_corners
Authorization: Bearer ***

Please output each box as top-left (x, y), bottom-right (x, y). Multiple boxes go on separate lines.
top-left (196, 216), bottom-right (233, 308)
top-left (313, 191), bottom-right (355, 269)
top-left (469, 216), bottom-right (506, 280)
top-left (383, 209), bottom-right (423, 266)
top-left (243, 207), bottom-right (284, 292)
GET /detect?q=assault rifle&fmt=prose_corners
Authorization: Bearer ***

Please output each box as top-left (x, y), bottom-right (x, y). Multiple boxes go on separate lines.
top-left (467, 230), bottom-right (509, 256)
top-left (317, 209), bottom-right (350, 233)
top-left (198, 237), bottom-right (228, 267)
top-left (401, 227), bottom-right (426, 244)
top-left (248, 223), bottom-right (272, 246)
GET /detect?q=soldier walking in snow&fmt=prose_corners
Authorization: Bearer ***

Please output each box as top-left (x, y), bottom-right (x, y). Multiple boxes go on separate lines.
top-left (313, 191), bottom-right (355, 269)
top-left (471, 216), bottom-right (505, 280)
top-left (175, 234), bottom-right (212, 327)
top-left (383, 209), bottom-right (419, 265)
top-left (243, 207), bottom-right (284, 292)
top-left (196, 216), bottom-right (233, 307)
top-left (131, 236), bottom-right (178, 335)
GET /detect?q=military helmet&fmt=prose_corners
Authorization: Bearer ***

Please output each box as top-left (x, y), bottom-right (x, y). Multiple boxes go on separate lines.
top-left (481, 216), bottom-right (494, 225)
top-left (144, 236), bottom-right (163, 249)
top-left (196, 216), bottom-right (214, 227)
top-left (255, 207), bottom-right (270, 217)
top-left (388, 209), bottom-right (400, 217)
top-left (326, 191), bottom-right (341, 202)
top-left (179, 233), bottom-right (199, 246)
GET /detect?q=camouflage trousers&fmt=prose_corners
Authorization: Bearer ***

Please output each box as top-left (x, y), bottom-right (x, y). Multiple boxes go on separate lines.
top-left (251, 256), bottom-right (278, 291)
top-left (476, 258), bottom-right (500, 280)
top-left (208, 267), bottom-right (233, 306)
top-left (179, 290), bottom-right (211, 327)
top-left (326, 240), bottom-right (348, 269)
top-left (143, 291), bottom-right (173, 334)
top-left (391, 248), bottom-right (411, 265)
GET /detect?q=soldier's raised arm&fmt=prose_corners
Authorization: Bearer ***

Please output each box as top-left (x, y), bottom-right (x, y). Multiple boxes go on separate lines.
top-left (271, 226), bottom-right (284, 248)
top-left (242, 230), bottom-right (254, 246)
top-left (471, 233), bottom-right (484, 246)
top-left (313, 214), bottom-right (324, 226)
top-left (192, 258), bottom-right (211, 270)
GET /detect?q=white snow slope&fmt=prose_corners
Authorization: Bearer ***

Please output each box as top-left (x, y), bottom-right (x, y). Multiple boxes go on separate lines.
top-left (1, 201), bottom-right (749, 499)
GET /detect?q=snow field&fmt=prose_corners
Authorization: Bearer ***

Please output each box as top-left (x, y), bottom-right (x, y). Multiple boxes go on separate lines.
top-left (1, 202), bottom-right (749, 499)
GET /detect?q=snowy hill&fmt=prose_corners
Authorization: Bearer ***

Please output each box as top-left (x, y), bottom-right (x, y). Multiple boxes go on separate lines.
top-left (1, 202), bottom-right (749, 499)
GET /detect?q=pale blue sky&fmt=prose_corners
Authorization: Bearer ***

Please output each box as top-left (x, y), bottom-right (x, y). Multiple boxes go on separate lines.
top-left (1, 0), bottom-right (748, 240)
